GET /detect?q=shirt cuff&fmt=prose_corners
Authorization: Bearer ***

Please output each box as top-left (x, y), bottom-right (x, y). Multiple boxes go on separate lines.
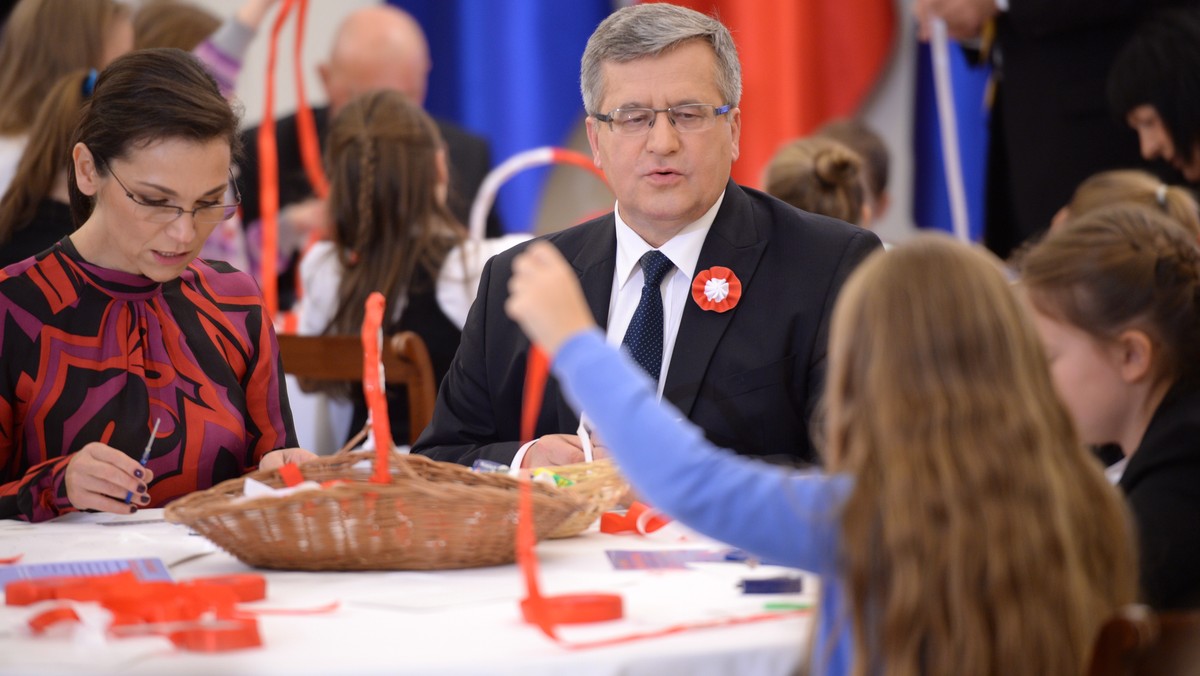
top-left (507, 439), bottom-right (539, 475)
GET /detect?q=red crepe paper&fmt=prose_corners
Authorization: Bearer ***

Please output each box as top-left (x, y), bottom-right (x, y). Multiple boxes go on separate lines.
top-left (521, 346), bottom-right (550, 444)
top-left (277, 462), bottom-right (305, 488)
top-left (691, 266), bottom-right (742, 313)
top-left (361, 292), bottom-right (393, 483)
top-left (258, 0), bottom-right (328, 318)
top-left (599, 502), bottom-right (671, 535)
top-left (13, 572), bottom-right (271, 651)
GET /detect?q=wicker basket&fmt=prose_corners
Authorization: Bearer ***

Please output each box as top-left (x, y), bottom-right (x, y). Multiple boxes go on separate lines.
top-left (165, 451), bottom-right (584, 571)
top-left (543, 459), bottom-right (629, 539)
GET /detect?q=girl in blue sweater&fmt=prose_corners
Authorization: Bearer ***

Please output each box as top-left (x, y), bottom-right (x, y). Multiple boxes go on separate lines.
top-left (505, 235), bottom-right (1135, 675)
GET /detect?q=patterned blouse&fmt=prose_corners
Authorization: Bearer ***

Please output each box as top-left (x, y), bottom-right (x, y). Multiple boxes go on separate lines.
top-left (0, 238), bottom-right (296, 521)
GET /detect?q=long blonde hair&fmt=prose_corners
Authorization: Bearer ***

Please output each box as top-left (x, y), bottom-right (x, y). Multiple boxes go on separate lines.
top-left (823, 235), bottom-right (1136, 675)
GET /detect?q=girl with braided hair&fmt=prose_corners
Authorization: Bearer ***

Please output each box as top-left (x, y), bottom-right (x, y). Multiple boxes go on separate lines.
top-left (297, 89), bottom-right (524, 444)
top-left (1020, 204), bottom-right (1200, 610)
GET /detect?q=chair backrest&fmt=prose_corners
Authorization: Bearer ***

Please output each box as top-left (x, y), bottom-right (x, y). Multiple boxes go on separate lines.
top-left (1088, 604), bottom-right (1200, 676)
top-left (275, 332), bottom-right (437, 445)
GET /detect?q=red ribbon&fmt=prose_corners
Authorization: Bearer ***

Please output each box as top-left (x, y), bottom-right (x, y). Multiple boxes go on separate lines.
top-left (599, 502), bottom-right (671, 535)
top-left (521, 346), bottom-right (550, 444)
top-left (362, 292), bottom-right (393, 483)
top-left (258, 0), bottom-right (328, 318)
top-left (14, 572), bottom-right (272, 651)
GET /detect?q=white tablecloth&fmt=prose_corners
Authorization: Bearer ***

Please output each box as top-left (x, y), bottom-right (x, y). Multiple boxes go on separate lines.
top-left (0, 510), bottom-right (813, 675)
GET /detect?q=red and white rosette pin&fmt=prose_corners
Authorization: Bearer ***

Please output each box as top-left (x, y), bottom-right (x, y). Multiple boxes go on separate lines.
top-left (691, 266), bottom-right (741, 313)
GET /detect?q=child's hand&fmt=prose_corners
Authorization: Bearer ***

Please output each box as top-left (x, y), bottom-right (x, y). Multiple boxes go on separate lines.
top-left (506, 241), bottom-right (597, 356)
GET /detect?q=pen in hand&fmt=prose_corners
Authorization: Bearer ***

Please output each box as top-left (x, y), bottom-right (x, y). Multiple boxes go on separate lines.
top-left (126, 418), bottom-right (161, 505)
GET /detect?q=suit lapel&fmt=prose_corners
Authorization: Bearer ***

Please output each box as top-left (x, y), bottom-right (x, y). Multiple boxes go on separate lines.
top-left (545, 218), bottom-right (617, 429)
top-left (663, 182), bottom-right (766, 417)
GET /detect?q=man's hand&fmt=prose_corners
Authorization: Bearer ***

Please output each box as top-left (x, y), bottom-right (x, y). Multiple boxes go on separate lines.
top-left (65, 442), bottom-right (156, 514)
top-left (521, 434), bottom-right (610, 469)
top-left (914, 0), bottom-right (998, 42)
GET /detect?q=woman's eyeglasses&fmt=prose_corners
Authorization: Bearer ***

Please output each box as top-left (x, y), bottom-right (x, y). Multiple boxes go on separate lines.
top-left (105, 166), bottom-right (241, 225)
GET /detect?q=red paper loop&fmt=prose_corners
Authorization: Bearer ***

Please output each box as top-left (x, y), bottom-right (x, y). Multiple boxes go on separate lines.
top-left (599, 502), bottom-right (671, 535)
top-left (361, 292), bottom-right (393, 483)
top-left (27, 606), bottom-right (81, 634)
top-left (521, 593), bottom-right (623, 625)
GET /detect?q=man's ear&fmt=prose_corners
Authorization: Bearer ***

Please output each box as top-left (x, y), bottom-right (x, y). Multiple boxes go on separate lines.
top-left (1114, 328), bottom-right (1156, 384)
top-left (585, 116), bottom-right (603, 170)
top-left (72, 142), bottom-right (101, 197)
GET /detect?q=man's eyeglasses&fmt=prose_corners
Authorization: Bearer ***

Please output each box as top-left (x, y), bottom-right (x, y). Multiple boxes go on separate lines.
top-left (105, 165), bottom-right (241, 225)
top-left (592, 103), bottom-right (732, 136)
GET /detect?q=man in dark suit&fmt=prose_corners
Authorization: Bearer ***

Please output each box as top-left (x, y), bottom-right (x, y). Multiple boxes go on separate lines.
top-left (914, 0), bottom-right (1191, 259)
top-left (412, 3), bottom-right (880, 470)
top-left (236, 5), bottom-right (500, 309)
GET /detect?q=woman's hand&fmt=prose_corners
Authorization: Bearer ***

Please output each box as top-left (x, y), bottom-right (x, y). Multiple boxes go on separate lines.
top-left (65, 442), bottom-right (156, 514)
top-left (260, 447), bottom-right (320, 472)
top-left (505, 241), bottom-right (597, 357)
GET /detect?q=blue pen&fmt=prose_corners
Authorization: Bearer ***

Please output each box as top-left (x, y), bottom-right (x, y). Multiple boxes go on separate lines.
top-left (125, 418), bottom-right (161, 505)
top-left (740, 576), bottom-right (803, 594)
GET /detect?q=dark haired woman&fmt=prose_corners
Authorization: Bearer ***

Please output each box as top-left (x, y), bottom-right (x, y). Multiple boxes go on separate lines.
top-left (0, 49), bottom-right (315, 522)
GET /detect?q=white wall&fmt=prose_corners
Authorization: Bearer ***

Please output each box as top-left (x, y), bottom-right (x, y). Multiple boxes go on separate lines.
top-left (187, 0), bottom-right (376, 127)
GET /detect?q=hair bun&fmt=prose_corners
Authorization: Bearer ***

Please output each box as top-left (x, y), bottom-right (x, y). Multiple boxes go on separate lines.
top-left (814, 148), bottom-right (858, 189)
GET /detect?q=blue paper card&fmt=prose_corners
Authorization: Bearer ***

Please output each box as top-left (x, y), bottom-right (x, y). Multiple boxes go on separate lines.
top-left (0, 558), bottom-right (173, 592)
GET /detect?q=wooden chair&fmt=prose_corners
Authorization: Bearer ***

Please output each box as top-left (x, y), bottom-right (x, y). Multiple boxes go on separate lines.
top-left (1088, 604), bottom-right (1200, 676)
top-left (275, 332), bottom-right (437, 446)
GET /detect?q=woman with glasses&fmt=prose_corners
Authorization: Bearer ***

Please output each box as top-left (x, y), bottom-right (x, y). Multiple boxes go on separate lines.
top-left (0, 48), bottom-right (315, 522)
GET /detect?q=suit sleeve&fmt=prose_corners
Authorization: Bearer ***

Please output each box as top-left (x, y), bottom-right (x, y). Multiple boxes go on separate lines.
top-left (410, 254), bottom-right (524, 466)
top-left (804, 229), bottom-right (882, 433)
top-left (1005, 0), bottom-right (1182, 37)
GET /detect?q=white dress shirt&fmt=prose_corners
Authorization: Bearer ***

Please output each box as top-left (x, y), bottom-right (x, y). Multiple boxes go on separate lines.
top-left (511, 191), bottom-right (726, 471)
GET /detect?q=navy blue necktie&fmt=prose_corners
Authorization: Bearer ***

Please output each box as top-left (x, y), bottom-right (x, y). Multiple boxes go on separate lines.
top-left (622, 250), bottom-right (674, 382)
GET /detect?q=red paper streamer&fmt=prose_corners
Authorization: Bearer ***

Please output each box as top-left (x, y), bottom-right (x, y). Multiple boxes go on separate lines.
top-left (362, 292), bottom-right (393, 483)
top-left (258, 0), bottom-right (328, 318)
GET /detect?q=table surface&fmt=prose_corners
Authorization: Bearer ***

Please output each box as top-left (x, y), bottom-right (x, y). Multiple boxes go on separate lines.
top-left (0, 509), bottom-right (814, 676)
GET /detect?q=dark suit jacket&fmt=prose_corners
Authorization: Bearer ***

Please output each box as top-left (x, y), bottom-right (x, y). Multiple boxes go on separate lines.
top-left (1119, 381), bottom-right (1200, 610)
top-left (984, 0), bottom-right (1194, 258)
top-left (412, 181), bottom-right (882, 467)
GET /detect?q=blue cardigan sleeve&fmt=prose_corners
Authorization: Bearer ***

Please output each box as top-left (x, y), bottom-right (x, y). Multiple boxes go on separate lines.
top-left (553, 329), bottom-right (848, 576)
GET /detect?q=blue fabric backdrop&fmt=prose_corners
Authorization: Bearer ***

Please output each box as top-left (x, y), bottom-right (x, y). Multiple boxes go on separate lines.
top-left (390, 0), bottom-right (612, 234)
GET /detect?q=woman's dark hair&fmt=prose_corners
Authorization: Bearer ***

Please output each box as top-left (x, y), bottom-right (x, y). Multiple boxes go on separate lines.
top-left (323, 89), bottom-right (463, 337)
top-left (1108, 7), bottom-right (1200, 171)
top-left (67, 48), bottom-right (241, 225)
